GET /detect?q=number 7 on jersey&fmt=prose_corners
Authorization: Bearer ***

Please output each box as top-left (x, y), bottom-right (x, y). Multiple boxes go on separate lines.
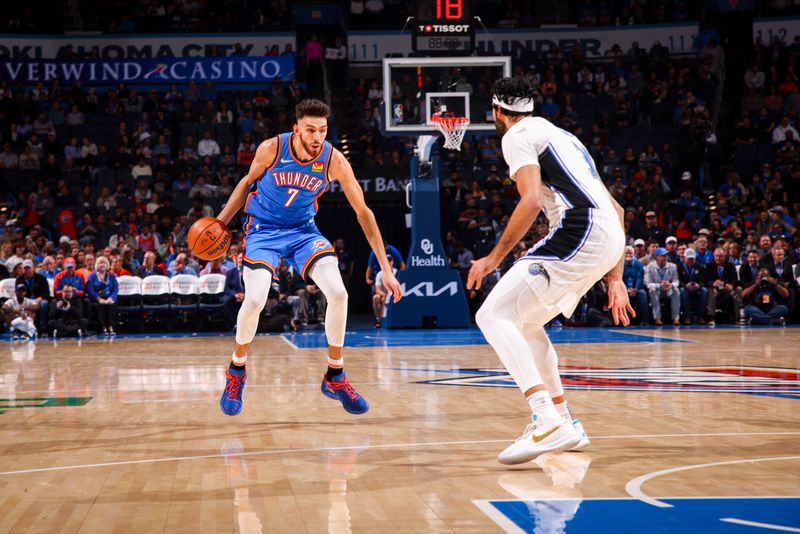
top-left (284, 187), bottom-right (300, 207)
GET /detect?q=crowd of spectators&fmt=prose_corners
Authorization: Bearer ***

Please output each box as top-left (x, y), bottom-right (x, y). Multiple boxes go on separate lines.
top-left (2, 29), bottom-right (800, 336)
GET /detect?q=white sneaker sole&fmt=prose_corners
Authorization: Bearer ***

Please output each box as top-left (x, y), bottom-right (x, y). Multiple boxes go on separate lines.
top-left (568, 420), bottom-right (590, 451)
top-left (497, 424), bottom-right (582, 465)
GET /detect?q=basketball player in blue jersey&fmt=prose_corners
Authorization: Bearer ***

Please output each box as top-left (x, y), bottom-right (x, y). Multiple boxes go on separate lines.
top-left (467, 77), bottom-right (634, 464)
top-left (216, 99), bottom-right (403, 416)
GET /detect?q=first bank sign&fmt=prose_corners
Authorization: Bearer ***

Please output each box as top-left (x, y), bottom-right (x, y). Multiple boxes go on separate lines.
top-left (0, 56), bottom-right (294, 84)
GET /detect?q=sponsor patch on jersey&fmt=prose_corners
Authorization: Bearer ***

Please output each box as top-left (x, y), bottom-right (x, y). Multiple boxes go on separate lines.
top-left (312, 239), bottom-right (328, 252)
top-left (312, 161), bottom-right (324, 173)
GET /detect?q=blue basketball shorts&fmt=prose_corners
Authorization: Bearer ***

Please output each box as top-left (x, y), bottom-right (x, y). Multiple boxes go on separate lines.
top-left (242, 219), bottom-right (336, 280)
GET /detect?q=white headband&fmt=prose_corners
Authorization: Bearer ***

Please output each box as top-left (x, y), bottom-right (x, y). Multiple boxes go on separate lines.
top-left (492, 95), bottom-right (535, 113)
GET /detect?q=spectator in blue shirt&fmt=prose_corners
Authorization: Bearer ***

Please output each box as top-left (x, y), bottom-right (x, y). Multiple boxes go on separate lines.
top-left (167, 253), bottom-right (198, 277)
top-left (622, 246), bottom-right (649, 324)
top-left (693, 234), bottom-right (714, 266)
top-left (86, 256), bottom-right (119, 335)
top-left (678, 249), bottom-right (708, 324)
top-left (39, 255), bottom-right (60, 279)
top-left (54, 257), bottom-right (85, 297)
top-left (675, 186), bottom-right (704, 221)
top-left (365, 241), bottom-right (405, 290)
top-left (717, 201), bottom-right (735, 226)
top-left (540, 94), bottom-right (561, 119)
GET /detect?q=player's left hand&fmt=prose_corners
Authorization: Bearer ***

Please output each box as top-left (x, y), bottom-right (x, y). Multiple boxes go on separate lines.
top-left (608, 278), bottom-right (636, 326)
top-left (382, 271), bottom-right (403, 303)
top-left (467, 256), bottom-right (499, 290)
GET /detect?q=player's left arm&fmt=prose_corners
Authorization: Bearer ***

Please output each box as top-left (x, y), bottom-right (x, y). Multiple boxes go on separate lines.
top-left (604, 190), bottom-right (635, 326)
top-left (467, 164), bottom-right (542, 290)
top-left (330, 149), bottom-right (403, 302)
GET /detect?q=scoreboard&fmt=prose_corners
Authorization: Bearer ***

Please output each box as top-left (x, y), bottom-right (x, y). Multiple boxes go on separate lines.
top-left (413, 0), bottom-right (475, 55)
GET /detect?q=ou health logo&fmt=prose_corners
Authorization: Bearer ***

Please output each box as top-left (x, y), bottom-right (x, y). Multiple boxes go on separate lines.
top-left (420, 239), bottom-right (434, 255)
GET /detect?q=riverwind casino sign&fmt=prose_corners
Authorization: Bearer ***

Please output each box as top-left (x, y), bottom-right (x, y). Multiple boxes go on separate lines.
top-left (0, 57), bottom-right (294, 85)
top-left (0, 33), bottom-right (295, 85)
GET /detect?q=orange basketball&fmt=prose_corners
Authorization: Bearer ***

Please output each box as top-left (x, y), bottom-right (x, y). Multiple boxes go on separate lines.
top-left (187, 217), bottom-right (231, 261)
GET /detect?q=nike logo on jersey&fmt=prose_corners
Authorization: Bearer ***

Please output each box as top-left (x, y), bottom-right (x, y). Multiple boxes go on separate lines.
top-left (280, 158), bottom-right (293, 163)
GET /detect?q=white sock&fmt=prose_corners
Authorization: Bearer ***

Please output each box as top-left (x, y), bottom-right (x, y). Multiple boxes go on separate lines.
top-left (527, 391), bottom-right (562, 422)
top-left (232, 352), bottom-right (247, 366)
top-left (327, 355), bottom-right (343, 369)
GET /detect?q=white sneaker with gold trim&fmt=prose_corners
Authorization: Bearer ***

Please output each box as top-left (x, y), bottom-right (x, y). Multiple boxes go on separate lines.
top-left (567, 418), bottom-right (590, 451)
top-left (497, 414), bottom-right (582, 465)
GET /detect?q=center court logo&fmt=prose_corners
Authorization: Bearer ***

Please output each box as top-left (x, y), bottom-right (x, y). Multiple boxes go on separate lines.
top-left (411, 366), bottom-right (800, 400)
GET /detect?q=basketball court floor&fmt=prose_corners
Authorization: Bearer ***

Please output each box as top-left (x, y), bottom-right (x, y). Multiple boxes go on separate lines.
top-left (0, 326), bottom-right (798, 533)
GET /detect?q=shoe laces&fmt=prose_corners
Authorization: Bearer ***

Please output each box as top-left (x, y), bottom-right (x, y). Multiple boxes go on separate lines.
top-left (225, 371), bottom-right (245, 399)
top-left (329, 377), bottom-right (360, 401)
top-left (517, 422), bottom-right (538, 442)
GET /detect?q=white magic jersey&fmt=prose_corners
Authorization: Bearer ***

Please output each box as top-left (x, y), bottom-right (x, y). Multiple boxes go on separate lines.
top-left (496, 115), bottom-right (625, 317)
top-left (502, 116), bottom-right (616, 224)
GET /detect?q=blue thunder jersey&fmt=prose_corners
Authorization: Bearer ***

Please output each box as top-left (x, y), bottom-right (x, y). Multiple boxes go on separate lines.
top-left (244, 132), bottom-right (333, 229)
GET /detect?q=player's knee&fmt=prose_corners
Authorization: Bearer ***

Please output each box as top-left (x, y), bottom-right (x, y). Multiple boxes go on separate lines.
top-left (326, 284), bottom-right (348, 307)
top-left (241, 294), bottom-right (266, 315)
top-left (475, 301), bottom-right (493, 330)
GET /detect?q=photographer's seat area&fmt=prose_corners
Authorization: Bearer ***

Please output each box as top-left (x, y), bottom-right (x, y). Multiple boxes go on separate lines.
top-left (743, 274), bottom-right (792, 326)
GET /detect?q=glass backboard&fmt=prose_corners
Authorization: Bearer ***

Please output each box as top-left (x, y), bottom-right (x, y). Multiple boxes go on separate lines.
top-left (382, 56), bottom-right (511, 135)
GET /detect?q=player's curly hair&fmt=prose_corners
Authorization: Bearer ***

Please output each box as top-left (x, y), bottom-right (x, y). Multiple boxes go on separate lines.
top-left (295, 99), bottom-right (330, 119)
top-left (491, 77), bottom-right (535, 117)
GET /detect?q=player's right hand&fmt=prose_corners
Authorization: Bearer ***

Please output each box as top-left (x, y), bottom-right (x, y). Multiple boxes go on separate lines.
top-left (467, 256), bottom-right (500, 290)
top-left (608, 279), bottom-right (635, 326)
top-left (382, 271), bottom-right (403, 303)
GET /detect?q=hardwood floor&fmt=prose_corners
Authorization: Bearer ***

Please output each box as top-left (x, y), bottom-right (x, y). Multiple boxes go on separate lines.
top-left (0, 327), bottom-right (797, 533)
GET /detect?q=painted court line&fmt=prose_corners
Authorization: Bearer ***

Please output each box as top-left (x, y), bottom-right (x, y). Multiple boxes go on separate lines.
top-left (0, 431), bottom-right (798, 478)
top-left (625, 456), bottom-right (800, 508)
top-left (719, 518), bottom-right (800, 532)
top-left (279, 334), bottom-right (299, 350)
top-left (472, 500), bottom-right (525, 534)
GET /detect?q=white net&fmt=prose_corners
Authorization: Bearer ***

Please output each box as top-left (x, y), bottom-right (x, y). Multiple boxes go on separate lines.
top-left (432, 112), bottom-right (469, 151)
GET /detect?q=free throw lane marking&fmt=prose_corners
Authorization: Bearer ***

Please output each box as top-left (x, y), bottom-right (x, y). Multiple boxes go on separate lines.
top-left (626, 456), bottom-right (800, 508)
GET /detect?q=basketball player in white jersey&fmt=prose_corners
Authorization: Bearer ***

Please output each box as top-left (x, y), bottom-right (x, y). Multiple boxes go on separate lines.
top-left (467, 77), bottom-right (635, 464)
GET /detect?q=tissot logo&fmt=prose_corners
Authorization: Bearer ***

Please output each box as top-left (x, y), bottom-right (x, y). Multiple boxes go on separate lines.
top-left (402, 281), bottom-right (458, 297)
top-left (419, 24), bottom-right (470, 33)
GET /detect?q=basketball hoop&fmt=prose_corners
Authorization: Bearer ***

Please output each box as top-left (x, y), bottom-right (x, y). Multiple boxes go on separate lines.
top-left (432, 111), bottom-right (469, 151)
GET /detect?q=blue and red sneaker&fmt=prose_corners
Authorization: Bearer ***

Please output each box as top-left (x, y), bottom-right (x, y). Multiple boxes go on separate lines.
top-left (220, 366), bottom-right (247, 416)
top-left (321, 371), bottom-right (369, 415)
